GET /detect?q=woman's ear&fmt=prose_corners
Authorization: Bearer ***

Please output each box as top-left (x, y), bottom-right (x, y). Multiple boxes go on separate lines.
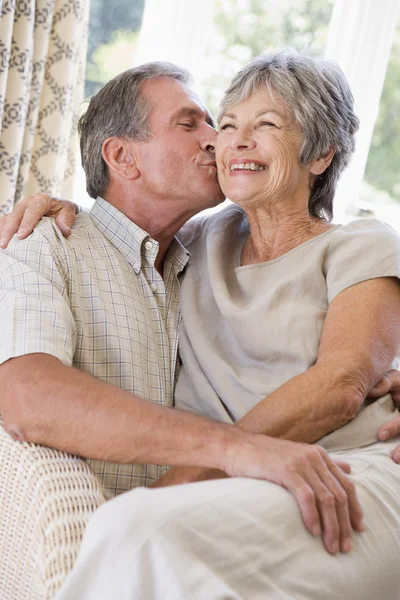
top-left (310, 147), bottom-right (335, 176)
top-left (101, 137), bottom-right (140, 180)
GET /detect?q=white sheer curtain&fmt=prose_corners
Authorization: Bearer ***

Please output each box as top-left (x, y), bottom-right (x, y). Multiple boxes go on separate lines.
top-left (135, 0), bottom-right (216, 92)
top-left (0, 0), bottom-right (90, 215)
top-left (325, 0), bottom-right (400, 221)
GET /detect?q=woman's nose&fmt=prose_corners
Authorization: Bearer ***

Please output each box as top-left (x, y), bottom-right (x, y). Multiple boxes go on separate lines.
top-left (230, 130), bottom-right (256, 151)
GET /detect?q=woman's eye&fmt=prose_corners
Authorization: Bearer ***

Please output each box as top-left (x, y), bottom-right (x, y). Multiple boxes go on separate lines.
top-left (258, 121), bottom-right (275, 128)
top-left (219, 123), bottom-right (234, 131)
top-left (179, 122), bottom-right (193, 128)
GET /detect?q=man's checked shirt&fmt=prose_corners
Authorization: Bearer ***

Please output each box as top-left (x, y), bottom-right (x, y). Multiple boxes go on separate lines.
top-left (0, 197), bottom-right (189, 498)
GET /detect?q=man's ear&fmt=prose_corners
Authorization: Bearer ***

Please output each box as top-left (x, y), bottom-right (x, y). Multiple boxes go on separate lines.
top-left (310, 147), bottom-right (335, 176)
top-left (101, 137), bottom-right (140, 180)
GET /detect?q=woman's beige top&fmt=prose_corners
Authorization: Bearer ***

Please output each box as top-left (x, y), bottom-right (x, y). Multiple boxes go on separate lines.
top-left (175, 204), bottom-right (400, 451)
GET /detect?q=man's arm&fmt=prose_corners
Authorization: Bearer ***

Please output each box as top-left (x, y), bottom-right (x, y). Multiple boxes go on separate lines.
top-left (0, 353), bottom-right (363, 555)
top-left (160, 277), bottom-right (400, 483)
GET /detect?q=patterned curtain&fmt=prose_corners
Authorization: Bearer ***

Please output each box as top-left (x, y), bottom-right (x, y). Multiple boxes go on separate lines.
top-left (0, 0), bottom-right (90, 215)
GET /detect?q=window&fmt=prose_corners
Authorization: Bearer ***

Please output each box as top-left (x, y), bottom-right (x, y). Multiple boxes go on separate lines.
top-left (361, 15), bottom-right (400, 226)
top-left (73, 0), bottom-right (146, 207)
top-left (200, 0), bottom-right (334, 120)
top-left (74, 0), bottom-right (400, 224)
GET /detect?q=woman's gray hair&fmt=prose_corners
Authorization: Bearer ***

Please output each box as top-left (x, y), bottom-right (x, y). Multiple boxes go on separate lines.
top-left (218, 50), bottom-right (360, 221)
top-left (79, 62), bottom-right (193, 199)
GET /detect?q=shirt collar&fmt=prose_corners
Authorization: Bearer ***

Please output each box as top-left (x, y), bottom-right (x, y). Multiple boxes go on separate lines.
top-left (90, 197), bottom-right (189, 274)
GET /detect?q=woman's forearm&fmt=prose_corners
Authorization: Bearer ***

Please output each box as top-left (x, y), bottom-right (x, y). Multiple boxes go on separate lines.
top-left (235, 362), bottom-right (366, 443)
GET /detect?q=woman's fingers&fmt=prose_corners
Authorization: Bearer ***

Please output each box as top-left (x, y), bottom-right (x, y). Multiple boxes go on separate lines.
top-left (0, 205), bottom-right (27, 247)
top-left (0, 194), bottom-right (52, 247)
top-left (369, 369), bottom-right (400, 406)
top-left (391, 444), bottom-right (400, 463)
top-left (0, 194), bottom-right (76, 248)
top-left (378, 416), bottom-right (400, 442)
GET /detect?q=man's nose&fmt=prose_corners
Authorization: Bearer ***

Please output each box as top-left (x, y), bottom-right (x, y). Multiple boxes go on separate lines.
top-left (205, 143), bottom-right (216, 155)
top-left (201, 126), bottom-right (218, 154)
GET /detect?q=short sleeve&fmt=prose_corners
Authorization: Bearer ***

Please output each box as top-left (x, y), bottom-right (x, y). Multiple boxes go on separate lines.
top-left (325, 218), bottom-right (400, 303)
top-left (0, 226), bottom-right (77, 367)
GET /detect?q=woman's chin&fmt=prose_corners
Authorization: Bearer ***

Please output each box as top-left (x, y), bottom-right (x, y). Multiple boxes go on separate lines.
top-left (222, 192), bottom-right (255, 207)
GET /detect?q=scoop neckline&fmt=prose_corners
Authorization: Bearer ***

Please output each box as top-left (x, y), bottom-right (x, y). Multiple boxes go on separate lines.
top-left (235, 224), bottom-right (341, 270)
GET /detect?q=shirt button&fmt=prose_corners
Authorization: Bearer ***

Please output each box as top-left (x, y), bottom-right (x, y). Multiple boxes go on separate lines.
top-left (150, 283), bottom-right (157, 292)
top-left (145, 241), bottom-right (153, 250)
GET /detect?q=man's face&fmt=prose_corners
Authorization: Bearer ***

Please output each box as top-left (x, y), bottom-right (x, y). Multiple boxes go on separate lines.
top-left (134, 77), bottom-right (225, 218)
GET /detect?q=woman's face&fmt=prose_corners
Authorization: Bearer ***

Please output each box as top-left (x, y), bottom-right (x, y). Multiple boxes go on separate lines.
top-left (216, 86), bottom-right (315, 209)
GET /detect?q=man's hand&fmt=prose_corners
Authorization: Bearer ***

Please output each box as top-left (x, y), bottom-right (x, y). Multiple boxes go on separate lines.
top-left (155, 437), bottom-right (365, 556)
top-left (369, 369), bottom-right (400, 463)
top-left (152, 430), bottom-right (367, 557)
top-left (0, 194), bottom-right (76, 248)
top-left (227, 435), bottom-right (364, 556)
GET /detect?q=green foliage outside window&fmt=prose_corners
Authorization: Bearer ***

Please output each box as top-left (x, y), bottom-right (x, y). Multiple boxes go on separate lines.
top-left (85, 0), bottom-right (400, 204)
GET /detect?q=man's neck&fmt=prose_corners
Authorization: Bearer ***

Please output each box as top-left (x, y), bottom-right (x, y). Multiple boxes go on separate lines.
top-left (102, 192), bottom-right (195, 277)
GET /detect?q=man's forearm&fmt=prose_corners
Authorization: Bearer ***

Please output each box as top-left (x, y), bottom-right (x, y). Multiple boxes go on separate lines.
top-left (159, 363), bottom-right (363, 486)
top-left (0, 354), bottom-right (240, 470)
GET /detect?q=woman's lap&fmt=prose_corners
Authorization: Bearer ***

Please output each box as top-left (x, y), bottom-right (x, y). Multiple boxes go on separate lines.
top-left (56, 442), bottom-right (400, 600)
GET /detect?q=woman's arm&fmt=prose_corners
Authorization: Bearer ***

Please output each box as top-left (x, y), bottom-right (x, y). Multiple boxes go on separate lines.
top-left (236, 276), bottom-right (400, 441)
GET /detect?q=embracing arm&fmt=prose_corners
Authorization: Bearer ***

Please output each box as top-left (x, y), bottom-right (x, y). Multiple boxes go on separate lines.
top-left (1, 352), bottom-right (366, 555)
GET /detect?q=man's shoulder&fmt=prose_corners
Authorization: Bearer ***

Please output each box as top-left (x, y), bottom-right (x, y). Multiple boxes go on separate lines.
top-left (1, 212), bottom-right (99, 276)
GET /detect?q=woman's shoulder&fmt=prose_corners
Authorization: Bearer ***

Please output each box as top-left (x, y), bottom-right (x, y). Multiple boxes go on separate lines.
top-left (177, 202), bottom-right (245, 248)
top-left (327, 217), bottom-right (400, 254)
top-left (325, 217), bottom-right (400, 303)
top-left (334, 217), bottom-right (400, 237)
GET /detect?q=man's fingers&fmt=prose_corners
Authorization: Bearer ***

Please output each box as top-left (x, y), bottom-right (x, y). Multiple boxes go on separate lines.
top-left (301, 462), bottom-right (342, 554)
top-left (314, 460), bottom-right (354, 554)
top-left (378, 416), bottom-right (400, 442)
top-left (284, 475), bottom-right (321, 540)
top-left (330, 461), bottom-right (365, 534)
top-left (334, 460), bottom-right (351, 474)
top-left (287, 448), bottom-right (365, 555)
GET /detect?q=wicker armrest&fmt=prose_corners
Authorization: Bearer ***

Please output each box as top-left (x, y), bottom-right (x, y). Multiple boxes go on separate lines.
top-left (0, 417), bottom-right (106, 600)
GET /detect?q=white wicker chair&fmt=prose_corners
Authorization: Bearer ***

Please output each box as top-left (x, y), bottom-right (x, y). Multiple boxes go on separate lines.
top-left (0, 417), bottom-right (106, 600)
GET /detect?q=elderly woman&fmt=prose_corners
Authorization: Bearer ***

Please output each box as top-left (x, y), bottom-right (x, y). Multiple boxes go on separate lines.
top-left (3, 51), bottom-right (400, 599)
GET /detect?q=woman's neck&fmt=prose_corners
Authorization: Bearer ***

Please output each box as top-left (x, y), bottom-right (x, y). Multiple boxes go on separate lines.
top-left (241, 204), bottom-right (334, 266)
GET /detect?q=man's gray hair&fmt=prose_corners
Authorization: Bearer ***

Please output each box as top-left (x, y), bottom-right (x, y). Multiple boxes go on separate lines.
top-left (218, 50), bottom-right (359, 221)
top-left (79, 62), bottom-right (193, 199)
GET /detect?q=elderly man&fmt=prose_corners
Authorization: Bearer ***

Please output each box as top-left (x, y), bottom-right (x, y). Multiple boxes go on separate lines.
top-left (1, 61), bottom-right (400, 599)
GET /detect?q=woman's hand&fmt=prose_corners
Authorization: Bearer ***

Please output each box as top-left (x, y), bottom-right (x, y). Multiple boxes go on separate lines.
top-left (0, 193), bottom-right (77, 248)
top-left (369, 370), bottom-right (400, 461)
top-left (151, 465), bottom-right (227, 488)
